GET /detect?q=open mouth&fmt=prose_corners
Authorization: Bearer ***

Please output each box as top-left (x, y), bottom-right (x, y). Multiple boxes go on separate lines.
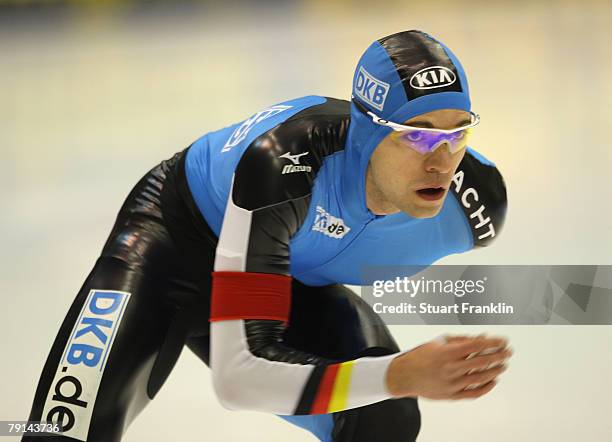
top-left (416, 187), bottom-right (446, 201)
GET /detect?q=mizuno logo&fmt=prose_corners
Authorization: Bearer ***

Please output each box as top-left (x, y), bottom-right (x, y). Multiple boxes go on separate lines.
top-left (354, 66), bottom-right (390, 111)
top-left (410, 66), bottom-right (457, 90)
top-left (279, 151), bottom-right (312, 175)
top-left (312, 206), bottom-right (350, 239)
top-left (279, 151), bottom-right (309, 165)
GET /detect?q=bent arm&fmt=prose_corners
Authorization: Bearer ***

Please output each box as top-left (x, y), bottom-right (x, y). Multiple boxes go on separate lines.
top-left (211, 315), bottom-right (398, 415)
top-left (208, 175), bottom-right (398, 414)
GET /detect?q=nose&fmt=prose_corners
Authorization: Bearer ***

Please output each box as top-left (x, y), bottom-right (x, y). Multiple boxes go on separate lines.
top-left (424, 141), bottom-right (454, 174)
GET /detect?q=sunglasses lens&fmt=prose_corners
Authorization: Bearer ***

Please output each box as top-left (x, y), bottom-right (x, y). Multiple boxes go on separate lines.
top-left (394, 128), bottom-right (472, 154)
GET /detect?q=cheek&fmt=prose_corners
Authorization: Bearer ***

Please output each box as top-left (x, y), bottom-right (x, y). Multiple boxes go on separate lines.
top-left (376, 157), bottom-right (421, 199)
top-left (384, 145), bottom-right (422, 173)
top-left (370, 140), bottom-right (424, 192)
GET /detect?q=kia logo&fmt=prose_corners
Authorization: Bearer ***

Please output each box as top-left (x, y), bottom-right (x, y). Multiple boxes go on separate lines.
top-left (410, 66), bottom-right (457, 90)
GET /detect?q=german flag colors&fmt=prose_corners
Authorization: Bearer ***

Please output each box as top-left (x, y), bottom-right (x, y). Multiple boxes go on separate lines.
top-left (295, 361), bottom-right (355, 414)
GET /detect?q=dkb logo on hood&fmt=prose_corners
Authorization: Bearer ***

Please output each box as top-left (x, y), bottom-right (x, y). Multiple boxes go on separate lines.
top-left (354, 66), bottom-right (390, 111)
top-left (410, 66), bottom-right (456, 90)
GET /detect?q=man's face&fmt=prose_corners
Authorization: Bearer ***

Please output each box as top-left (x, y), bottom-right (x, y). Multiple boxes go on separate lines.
top-left (366, 108), bottom-right (471, 218)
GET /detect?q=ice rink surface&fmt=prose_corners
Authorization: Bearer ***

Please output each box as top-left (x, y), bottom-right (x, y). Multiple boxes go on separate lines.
top-left (2, 0), bottom-right (612, 440)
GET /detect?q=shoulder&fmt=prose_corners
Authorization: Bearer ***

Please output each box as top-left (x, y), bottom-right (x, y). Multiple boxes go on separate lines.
top-left (450, 147), bottom-right (507, 247)
top-left (232, 97), bottom-right (350, 211)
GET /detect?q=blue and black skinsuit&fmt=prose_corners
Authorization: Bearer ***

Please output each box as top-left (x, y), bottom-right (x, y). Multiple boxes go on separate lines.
top-left (24, 30), bottom-right (506, 442)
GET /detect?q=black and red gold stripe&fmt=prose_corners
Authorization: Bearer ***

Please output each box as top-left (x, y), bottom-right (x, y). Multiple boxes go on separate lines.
top-left (294, 361), bottom-right (355, 414)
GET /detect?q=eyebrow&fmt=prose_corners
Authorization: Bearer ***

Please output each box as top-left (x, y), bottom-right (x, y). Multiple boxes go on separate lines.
top-left (406, 119), bottom-right (472, 129)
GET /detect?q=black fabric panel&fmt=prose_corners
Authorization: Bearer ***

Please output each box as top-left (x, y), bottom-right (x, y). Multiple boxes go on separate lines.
top-left (283, 281), bottom-right (399, 359)
top-left (161, 147), bottom-right (219, 288)
top-left (332, 397), bottom-right (421, 442)
top-left (452, 151), bottom-right (508, 247)
top-left (378, 30), bottom-right (463, 101)
top-left (165, 147), bottom-right (219, 249)
top-left (293, 365), bottom-right (327, 415)
top-left (244, 319), bottom-right (332, 365)
top-left (243, 195), bottom-right (310, 274)
top-left (232, 99), bottom-right (349, 211)
top-left (285, 97), bottom-right (350, 122)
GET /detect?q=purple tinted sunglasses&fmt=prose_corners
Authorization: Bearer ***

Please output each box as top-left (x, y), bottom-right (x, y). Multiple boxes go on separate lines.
top-left (352, 97), bottom-right (480, 154)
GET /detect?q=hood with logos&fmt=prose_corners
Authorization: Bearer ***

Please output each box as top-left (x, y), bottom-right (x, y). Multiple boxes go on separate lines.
top-left (341, 30), bottom-right (473, 224)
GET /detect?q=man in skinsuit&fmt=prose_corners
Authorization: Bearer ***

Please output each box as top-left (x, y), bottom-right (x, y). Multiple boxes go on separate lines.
top-left (24, 30), bottom-right (511, 441)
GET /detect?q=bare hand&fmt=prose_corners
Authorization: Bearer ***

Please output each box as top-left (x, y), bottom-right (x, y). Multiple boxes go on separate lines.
top-left (385, 334), bottom-right (512, 400)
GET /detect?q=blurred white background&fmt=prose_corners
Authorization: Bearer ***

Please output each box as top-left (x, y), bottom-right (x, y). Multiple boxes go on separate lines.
top-left (2, 0), bottom-right (611, 440)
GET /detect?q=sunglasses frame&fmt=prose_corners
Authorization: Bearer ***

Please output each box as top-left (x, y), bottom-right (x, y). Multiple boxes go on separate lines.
top-left (351, 97), bottom-right (480, 134)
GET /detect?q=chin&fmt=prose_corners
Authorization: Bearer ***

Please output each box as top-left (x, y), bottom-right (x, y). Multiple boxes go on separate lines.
top-left (402, 201), bottom-right (444, 219)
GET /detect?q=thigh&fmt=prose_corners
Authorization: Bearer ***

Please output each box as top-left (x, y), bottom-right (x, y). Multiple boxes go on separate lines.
top-left (23, 154), bottom-right (199, 442)
top-left (24, 254), bottom-right (176, 442)
top-left (283, 280), bottom-right (399, 359)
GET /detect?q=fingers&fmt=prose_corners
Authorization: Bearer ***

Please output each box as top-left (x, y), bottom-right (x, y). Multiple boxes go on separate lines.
top-left (437, 333), bottom-right (487, 344)
top-left (448, 347), bottom-right (513, 377)
top-left (418, 334), bottom-right (512, 401)
top-left (444, 336), bottom-right (509, 361)
top-left (450, 380), bottom-right (498, 400)
top-left (442, 333), bottom-right (488, 342)
top-left (440, 335), bottom-right (473, 343)
top-left (454, 364), bottom-right (507, 390)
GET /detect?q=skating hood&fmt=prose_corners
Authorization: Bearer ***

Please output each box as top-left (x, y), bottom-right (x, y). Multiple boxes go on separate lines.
top-left (341, 30), bottom-right (473, 223)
